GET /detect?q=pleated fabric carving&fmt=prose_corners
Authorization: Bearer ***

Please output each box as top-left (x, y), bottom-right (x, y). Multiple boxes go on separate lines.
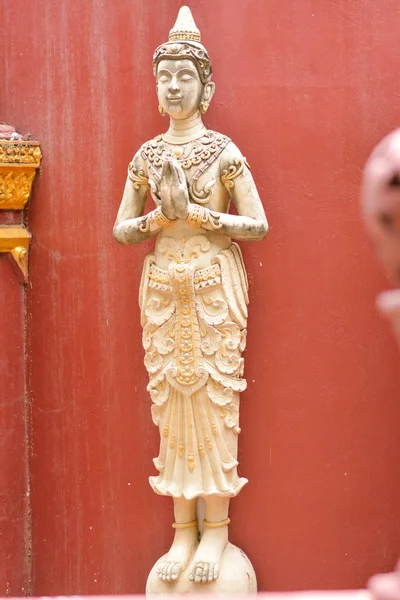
top-left (139, 235), bottom-right (249, 498)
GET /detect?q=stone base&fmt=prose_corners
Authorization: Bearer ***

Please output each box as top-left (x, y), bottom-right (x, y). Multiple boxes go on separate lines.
top-left (146, 542), bottom-right (257, 595)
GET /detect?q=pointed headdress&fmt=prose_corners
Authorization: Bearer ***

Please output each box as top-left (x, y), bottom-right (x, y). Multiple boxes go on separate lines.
top-left (153, 6), bottom-right (212, 83)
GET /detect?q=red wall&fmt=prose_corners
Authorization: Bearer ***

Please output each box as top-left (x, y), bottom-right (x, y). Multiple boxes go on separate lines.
top-left (2, 0), bottom-right (400, 594)
top-left (0, 258), bottom-right (29, 596)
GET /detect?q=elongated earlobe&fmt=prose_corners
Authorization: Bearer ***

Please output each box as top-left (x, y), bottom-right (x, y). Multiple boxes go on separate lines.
top-left (200, 81), bottom-right (215, 114)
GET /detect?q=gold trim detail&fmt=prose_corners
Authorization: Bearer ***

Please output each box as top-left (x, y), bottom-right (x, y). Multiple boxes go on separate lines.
top-left (139, 206), bottom-right (174, 232)
top-left (0, 168), bottom-right (37, 210)
top-left (0, 141), bottom-right (42, 165)
top-left (0, 141), bottom-right (41, 210)
top-left (187, 204), bottom-right (222, 230)
top-left (203, 517), bottom-right (231, 528)
top-left (221, 158), bottom-right (246, 190)
top-left (169, 31), bottom-right (201, 42)
top-left (128, 164), bottom-right (149, 189)
top-left (172, 519), bottom-right (198, 529)
top-left (0, 225), bottom-right (31, 282)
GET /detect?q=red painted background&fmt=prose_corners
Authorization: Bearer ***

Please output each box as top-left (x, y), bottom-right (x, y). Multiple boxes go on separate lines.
top-left (1, 0), bottom-right (400, 595)
top-left (0, 260), bottom-right (29, 596)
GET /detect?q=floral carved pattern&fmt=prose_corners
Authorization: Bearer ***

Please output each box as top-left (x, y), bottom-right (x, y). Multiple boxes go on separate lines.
top-left (139, 236), bottom-right (249, 479)
top-left (0, 142), bottom-right (42, 165)
top-left (0, 171), bottom-right (36, 209)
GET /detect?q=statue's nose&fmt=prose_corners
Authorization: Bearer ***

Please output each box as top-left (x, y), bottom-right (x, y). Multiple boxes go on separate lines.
top-left (168, 77), bottom-right (180, 92)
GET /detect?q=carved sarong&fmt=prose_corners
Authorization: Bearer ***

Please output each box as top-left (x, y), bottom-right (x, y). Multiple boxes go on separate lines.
top-left (139, 235), bottom-right (249, 499)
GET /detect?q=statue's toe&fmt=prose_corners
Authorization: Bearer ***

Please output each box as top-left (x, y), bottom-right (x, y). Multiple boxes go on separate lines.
top-left (171, 562), bottom-right (181, 581)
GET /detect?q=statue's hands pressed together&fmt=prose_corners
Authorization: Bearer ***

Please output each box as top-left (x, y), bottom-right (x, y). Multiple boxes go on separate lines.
top-left (160, 157), bottom-right (190, 220)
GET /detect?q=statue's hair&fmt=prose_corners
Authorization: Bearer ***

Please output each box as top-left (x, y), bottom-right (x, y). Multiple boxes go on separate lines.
top-left (153, 42), bottom-right (213, 84)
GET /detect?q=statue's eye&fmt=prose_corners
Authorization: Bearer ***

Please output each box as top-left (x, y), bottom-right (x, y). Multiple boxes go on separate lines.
top-left (158, 75), bottom-right (169, 84)
top-left (180, 75), bottom-right (193, 83)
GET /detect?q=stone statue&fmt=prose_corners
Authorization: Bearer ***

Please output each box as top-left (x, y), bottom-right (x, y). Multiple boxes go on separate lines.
top-left (114, 6), bottom-right (268, 592)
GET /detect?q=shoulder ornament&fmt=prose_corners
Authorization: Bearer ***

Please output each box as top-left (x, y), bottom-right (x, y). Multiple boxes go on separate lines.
top-left (128, 161), bottom-right (149, 189)
top-left (221, 157), bottom-right (250, 191)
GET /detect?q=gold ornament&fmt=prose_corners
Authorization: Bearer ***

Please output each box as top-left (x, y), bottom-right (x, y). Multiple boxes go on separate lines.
top-left (172, 519), bottom-right (198, 530)
top-left (200, 101), bottom-right (210, 114)
top-left (221, 158), bottom-right (246, 190)
top-left (127, 164), bottom-right (149, 189)
top-left (158, 104), bottom-right (166, 116)
top-left (0, 225), bottom-right (31, 282)
top-left (0, 141), bottom-right (42, 210)
top-left (186, 203), bottom-right (222, 230)
top-left (139, 206), bottom-right (174, 233)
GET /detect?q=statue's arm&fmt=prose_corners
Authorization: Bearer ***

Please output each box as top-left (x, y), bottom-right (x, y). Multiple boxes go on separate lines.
top-left (202, 143), bottom-right (268, 242)
top-left (113, 153), bottom-right (167, 245)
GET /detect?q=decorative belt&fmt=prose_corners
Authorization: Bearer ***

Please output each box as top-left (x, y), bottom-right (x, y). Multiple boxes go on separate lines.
top-left (148, 263), bottom-right (221, 293)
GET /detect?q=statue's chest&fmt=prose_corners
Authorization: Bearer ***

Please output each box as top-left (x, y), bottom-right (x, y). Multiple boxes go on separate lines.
top-left (141, 131), bottom-right (230, 205)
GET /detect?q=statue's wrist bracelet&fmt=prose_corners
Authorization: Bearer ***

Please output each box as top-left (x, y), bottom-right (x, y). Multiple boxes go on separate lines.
top-left (139, 206), bottom-right (174, 232)
top-left (186, 203), bottom-right (222, 231)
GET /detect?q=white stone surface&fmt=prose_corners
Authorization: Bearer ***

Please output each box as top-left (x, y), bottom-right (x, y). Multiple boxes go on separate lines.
top-left (146, 542), bottom-right (257, 595)
top-left (114, 6), bottom-right (268, 594)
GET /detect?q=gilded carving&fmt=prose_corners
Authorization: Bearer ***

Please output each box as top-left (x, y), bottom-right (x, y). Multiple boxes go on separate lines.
top-left (0, 141), bottom-right (41, 210)
top-left (0, 169), bottom-right (37, 210)
top-left (114, 6), bottom-right (268, 593)
top-left (221, 158), bottom-right (246, 190)
top-left (128, 164), bottom-right (149, 189)
top-left (0, 141), bottom-right (41, 165)
top-left (0, 139), bottom-right (41, 280)
top-left (0, 225), bottom-right (31, 282)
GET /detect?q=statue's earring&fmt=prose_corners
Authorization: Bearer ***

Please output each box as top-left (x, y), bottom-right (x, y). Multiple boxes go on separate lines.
top-left (158, 104), bottom-right (166, 116)
top-left (200, 101), bottom-right (209, 114)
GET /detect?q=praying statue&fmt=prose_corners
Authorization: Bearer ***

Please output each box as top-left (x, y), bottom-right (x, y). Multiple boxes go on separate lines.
top-left (114, 6), bottom-right (268, 592)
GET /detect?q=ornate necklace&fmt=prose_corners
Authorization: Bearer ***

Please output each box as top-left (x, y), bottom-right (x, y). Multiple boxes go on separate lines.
top-left (141, 130), bottom-right (231, 204)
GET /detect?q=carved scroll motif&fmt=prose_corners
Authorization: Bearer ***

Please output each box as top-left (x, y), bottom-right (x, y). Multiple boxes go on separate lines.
top-left (128, 164), bottom-right (149, 189)
top-left (221, 158), bottom-right (249, 190)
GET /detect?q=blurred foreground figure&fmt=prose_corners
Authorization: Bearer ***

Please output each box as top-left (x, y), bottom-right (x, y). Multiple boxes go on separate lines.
top-left (362, 129), bottom-right (400, 347)
top-left (369, 563), bottom-right (400, 600)
top-left (363, 133), bottom-right (400, 596)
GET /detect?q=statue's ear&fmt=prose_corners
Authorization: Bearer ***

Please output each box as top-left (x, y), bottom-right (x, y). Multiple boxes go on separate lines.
top-left (202, 81), bottom-right (216, 104)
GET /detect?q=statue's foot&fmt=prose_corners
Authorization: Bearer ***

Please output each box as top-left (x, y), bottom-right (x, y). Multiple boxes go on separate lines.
top-left (188, 522), bottom-right (229, 583)
top-left (156, 527), bottom-right (198, 582)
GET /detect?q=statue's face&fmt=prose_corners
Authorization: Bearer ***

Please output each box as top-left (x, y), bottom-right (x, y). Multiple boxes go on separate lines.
top-left (156, 58), bottom-right (203, 119)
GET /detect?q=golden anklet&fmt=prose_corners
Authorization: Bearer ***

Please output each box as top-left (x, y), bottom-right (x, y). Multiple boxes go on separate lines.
top-left (203, 517), bottom-right (230, 528)
top-left (172, 519), bottom-right (198, 529)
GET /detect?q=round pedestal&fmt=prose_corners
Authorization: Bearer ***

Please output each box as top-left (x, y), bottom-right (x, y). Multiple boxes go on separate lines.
top-left (146, 542), bottom-right (257, 595)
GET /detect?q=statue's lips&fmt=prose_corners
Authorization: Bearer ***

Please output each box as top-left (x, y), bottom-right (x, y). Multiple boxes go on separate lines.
top-left (167, 97), bottom-right (182, 103)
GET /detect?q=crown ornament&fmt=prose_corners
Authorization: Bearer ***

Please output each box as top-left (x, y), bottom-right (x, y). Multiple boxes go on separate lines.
top-left (168, 6), bottom-right (201, 42)
top-left (153, 6), bottom-right (212, 83)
